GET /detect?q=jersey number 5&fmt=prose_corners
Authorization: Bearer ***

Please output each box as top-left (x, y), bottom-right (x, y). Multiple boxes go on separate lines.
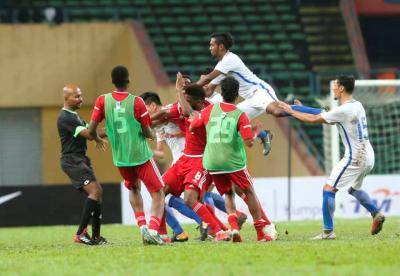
top-left (113, 107), bottom-right (128, 134)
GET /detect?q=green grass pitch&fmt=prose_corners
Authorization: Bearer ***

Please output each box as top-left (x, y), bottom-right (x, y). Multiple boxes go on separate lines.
top-left (1, 218), bottom-right (399, 275)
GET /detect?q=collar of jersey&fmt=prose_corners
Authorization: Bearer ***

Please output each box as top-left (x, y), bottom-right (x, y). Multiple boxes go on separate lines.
top-left (62, 108), bottom-right (78, 114)
top-left (343, 99), bottom-right (356, 105)
top-left (113, 90), bottom-right (129, 94)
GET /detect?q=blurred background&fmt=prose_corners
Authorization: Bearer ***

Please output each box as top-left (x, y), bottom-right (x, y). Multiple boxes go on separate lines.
top-left (0, 0), bottom-right (399, 226)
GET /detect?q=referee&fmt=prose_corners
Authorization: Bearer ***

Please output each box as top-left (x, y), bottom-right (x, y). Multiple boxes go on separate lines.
top-left (57, 84), bottom-right (107, 245)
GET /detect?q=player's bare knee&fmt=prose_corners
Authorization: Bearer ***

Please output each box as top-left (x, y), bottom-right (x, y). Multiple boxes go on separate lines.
top-left (323, 184), bottom-right (336, 192)
top-left (130, 185), bottom-right (141, 194)
top-left (86, 182), bottom-right (102, 201)
top-left (94, 185), bottom-right (103, 201)
top-left (151, 189), bottom-right (163, 199)
top-left (183, 193), bottom-right (196, 208)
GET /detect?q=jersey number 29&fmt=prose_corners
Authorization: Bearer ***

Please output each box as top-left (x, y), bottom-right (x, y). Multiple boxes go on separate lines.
top-left (209, 117), bottom-right (235, 143)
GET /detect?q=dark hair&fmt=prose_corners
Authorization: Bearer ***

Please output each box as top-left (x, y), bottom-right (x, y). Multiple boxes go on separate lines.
top-left (210, 32), bottom-right (234, 50)
top-left (140, 91), bottom-right (162, 106)
top-left (336, 75), bottom-right (355, 93)
top-left (184, 84), bottom-right (205, 101)
top-left (181, 73), bottom-right (192, 83)
top-left (221, 76), bottom-right (239, 103)
top-left (111, 65), bottom-right (130, 88)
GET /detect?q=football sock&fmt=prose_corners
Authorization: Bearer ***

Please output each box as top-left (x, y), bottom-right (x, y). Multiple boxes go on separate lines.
top-left (257, 130), bottom-right (268, 139)
top-left (167, 195), bottom-right (202, 225)
top-left (210, 192), bottom-right (227, 213)
top-left (228, 213), bottom-right (239, 231)
top-left (158, 211), bottom-right (167, 235)
top-left (134, 211), bottom-right (147, 228)
top-left (77, 198), bottom-right (98, 235)
top-left (348, 187), bottom-right (378, 216)
top-left (192, 201), bottom-right (221, 233)
top-left (253, 219), bottom-right (266, 240)
top-left (92, 202), bottom-right (102, 238)
top-left (165, 206), bottom-right (184, 235)
top-left (205, 205), bottom-right (228, 231)
top-left (149, 216), bottom-right (161, 232)
top-left (322, 191), bottom-right (336, 231)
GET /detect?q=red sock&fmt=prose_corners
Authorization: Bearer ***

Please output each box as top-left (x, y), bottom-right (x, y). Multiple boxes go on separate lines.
top-left (134, 212), bottom-right (146, 228)
top-left (228, 213), bottom-right (239, 231)
top-left (192, 201), bottom-right (222, 233)
top-left (158, 211), bottom-right (167, 235)
top-left (148, 216), bottom-right (161, 232)
top-left (206, 204), bottom-right (228, 231)
top-left (254, 219), bottom-right (266, 240)
top-left (241, 194), bottom-right (271, 225)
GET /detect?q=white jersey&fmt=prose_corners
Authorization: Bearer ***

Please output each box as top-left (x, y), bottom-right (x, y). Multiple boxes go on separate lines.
top-left (322, 100), bottom-right (374, 167)
top-left (154, 106), bottom-right (185, 164)
top-left (206, 91), bottom-right (223, 104)
top-left (210, 51), bottom-right (277, 101)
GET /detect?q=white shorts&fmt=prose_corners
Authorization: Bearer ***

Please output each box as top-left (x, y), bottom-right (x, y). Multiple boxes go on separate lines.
top-left (326, 158), bottom-right (373, 189)
top-left (237, 87), bottom-right (278, 119)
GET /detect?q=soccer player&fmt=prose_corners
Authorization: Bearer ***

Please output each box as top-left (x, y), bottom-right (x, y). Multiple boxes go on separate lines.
top-left (88, 66), bottom-right (165, 245)
top-left (196, 32), bottom-right (321, 154)
top-left (190, 76), bottom-right (276, 242)
top-left (58, 84), bottom-right (107, 245)
top-left (140, 92), bottom-right (185, 165)
top-left (140, 91), bottom-right (189, 242)
top-left (278, 75), bottom-right (385, 239)
top-left (142, 91), bottom-right (247, 240)
top-left (159, 73), bottom-right (230, 241)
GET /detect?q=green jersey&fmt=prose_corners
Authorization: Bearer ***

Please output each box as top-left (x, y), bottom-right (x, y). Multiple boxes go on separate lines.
top-left (203, 103), bottom-right (247, 172)
top-left (104, 93), bottom-right (153, 167)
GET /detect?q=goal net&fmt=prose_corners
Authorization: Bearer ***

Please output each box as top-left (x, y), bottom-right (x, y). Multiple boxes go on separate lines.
top-left (323, 79), bottom-right (400, 174)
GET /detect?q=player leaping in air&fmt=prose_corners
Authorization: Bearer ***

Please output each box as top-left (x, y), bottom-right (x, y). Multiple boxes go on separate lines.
top-left (278, 75), bottom-right (385, 239)
top-left (196, 32), bottom-right (322, 155)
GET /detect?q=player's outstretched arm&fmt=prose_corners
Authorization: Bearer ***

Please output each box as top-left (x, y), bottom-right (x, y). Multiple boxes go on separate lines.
top-left (278, 102), bottom-right (327, 124)
top-left (88, 120), bottom-right (107, 151)
top-left (196, 69), bottom-right (223, 87)
top-left (142, 126), bottom-right (155, 140)
top-left (176, 72), bottom-right (194, 117)
top-left (204, 83), bottom-right (218, 98)
top-left (189, 113), bottom-right (203, 132)
top-left (150, 109), bottom-right (169, 123)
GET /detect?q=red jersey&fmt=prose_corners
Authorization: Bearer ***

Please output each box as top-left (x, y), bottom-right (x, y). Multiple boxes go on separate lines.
top-left (166, 102), bottom-right (186, 132)
top-left (190, 102), bottom-right (254, 141)
top-left (168, 101), bottom-right (211, 156)
top-left (91, 91), bottom-right (150, 127)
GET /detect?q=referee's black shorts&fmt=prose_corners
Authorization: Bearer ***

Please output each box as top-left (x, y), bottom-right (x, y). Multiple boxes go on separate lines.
top-left (61, 153), bottom-right (97, 190)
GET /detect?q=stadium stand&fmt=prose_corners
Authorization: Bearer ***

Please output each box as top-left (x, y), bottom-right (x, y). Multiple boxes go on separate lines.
top-left (1, 0), bottom-right (360, 168)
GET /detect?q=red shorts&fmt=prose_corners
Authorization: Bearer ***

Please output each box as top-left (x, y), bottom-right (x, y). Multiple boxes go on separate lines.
top-left (118, 158), bottom-right (164, 193)
top-left (162, 155), bottom-right (210, 199)
top-left (211, 168), bottom-right (253, 195)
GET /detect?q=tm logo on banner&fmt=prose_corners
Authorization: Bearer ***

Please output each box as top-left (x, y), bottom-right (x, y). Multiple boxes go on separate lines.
top-left (352, 188), bottom-right (400, 214)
